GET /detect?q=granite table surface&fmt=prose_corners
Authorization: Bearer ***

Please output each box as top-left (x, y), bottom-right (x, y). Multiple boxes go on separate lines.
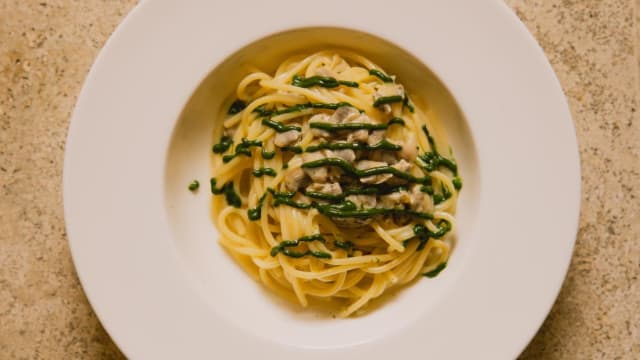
top-left (1, 0), bottom-right (639, 359)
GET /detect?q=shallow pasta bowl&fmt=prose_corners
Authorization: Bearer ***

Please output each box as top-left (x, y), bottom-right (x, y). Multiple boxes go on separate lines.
top-left (63, 0), bottom-right (581, 359)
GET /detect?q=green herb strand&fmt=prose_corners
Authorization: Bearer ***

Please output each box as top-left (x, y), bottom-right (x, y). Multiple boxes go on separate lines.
top-left (247, 193), bottom-right (267, 221)
top-left (266, 188), bottom-right (432, 220)
top-left (212, 136), bottom-right (233, 153)
top-left (315, 201), bottom-right (433, 219)
top-left (413, 221), bottom-right (452, 250)
top-left (305, 139), bottom-right (401, 153)
top-left (253, 105), bottom-right (272, 117)
top-left (270, 234), bottom-right (330, 259)
top-left (373, 95), bottom-right (404, 107)
top-left (188, 180), bottom-right (199, 191)
top-left (261, 149), bottom-right (276, 159)
top-left (303, 186), bottom-right (407, 202)
top-left (369, 69), bottom-right (394, 83)
top-left (308, 117), bottom-right (404, 132)
top-left (253, 102), bottom-right (357, 117)
top-left (252, 167), bottom-right (277, 177)
top-left (292, 75), bottom-right (358, 88)
top-left (418, 125), bottom-right (458, 174)
top-left (228, 100), bottom-right (247, 115)
top-left (267, 188), bottom-right (311, 209)
top-left (301, 157), bottom-right (430, 184)
top-left (261, 118), bottom-right (301, 133)
top-left (222, 138), bottom-right (262, 163)
top-left (278, 249), bottom-right (332, 259)
top-left (403, 96), bottom-right (415, 113)
top-left (452, 177), bottom-right (463, 190)
top-left (302, 191), bottom-right (344, 201)
top-left (210, 178), bottom-right (223, 194)
top-left (424, 262), bottom-right (447, 278)
top-left (210, 178), bottom-right (241, 207)
top-left (420, 185), bottom-right (434, 195)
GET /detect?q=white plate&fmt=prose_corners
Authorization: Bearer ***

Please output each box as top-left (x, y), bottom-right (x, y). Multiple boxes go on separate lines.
top-left (63, 0), bottom-right (581, 359)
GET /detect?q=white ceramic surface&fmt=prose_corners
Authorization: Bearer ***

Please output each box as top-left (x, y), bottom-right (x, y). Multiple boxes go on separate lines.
top-left (63, 1), bottom-right (581, 359)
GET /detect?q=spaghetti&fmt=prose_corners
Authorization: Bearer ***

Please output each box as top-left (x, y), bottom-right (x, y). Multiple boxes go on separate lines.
top-left (210, 50), bottom-right (461, 317)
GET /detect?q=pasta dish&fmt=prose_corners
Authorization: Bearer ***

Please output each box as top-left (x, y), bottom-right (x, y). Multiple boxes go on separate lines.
top-left (209, 50), bottom-right (461, 317)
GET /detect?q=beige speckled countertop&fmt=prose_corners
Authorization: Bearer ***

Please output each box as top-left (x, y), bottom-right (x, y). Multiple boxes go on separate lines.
top-left (1, 1), bottom-right (638, 359)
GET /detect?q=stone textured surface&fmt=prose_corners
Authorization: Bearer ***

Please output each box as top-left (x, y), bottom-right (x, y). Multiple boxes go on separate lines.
top-left (0, 0), bottom-right (638, 359)
top-left (506, 1), bottom-right (640, 359)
